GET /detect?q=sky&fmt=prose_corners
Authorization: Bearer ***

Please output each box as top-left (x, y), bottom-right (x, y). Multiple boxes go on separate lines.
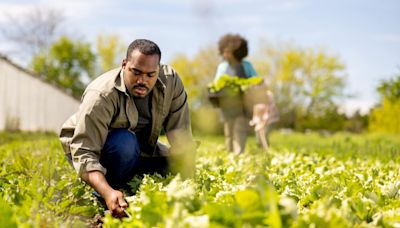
top-left (0, 0), bottom-right (399, 115)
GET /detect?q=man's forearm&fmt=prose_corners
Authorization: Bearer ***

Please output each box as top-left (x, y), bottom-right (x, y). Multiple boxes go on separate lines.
top-left (81, 170), bottom-right (114, 198)
top-left (81, 170), bottom-right (128, 217)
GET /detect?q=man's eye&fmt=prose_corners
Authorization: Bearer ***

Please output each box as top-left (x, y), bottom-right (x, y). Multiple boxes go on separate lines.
top-left (148, 72), bottom-right (157, 77)
top-left (133, 71), bottom-right (141, 75)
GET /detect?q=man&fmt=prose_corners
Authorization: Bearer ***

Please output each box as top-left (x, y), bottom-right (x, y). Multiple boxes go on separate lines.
top-left (59, 39), bottom-right (196, 218)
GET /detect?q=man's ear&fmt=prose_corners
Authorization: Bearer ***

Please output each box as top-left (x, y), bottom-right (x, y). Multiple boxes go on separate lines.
top-left (121, 59), bottom-right (127, 68)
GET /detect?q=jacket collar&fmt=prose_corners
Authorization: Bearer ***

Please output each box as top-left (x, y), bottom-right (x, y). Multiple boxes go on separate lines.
top-left (114, 68), bottom-right (127, 95)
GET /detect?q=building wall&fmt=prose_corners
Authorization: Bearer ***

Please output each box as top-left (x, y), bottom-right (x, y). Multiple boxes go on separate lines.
top-left (0, 58), bottom-right (80, 133)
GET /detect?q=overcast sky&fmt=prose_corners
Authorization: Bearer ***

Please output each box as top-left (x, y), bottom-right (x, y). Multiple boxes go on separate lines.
top-left (1, 0), bottom-right (399, 114)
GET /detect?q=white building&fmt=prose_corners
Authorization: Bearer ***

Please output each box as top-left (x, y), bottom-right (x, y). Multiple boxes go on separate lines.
top-left (0, 55), bottom-right (80, 132)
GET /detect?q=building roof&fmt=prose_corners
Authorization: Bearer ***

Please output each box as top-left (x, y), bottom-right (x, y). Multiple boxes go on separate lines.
top-left (0, 53), bottom-right (80, 102)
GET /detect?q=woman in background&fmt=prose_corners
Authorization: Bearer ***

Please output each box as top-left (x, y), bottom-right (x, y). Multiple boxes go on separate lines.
top-left (214, 33), bottom-right (257, 154)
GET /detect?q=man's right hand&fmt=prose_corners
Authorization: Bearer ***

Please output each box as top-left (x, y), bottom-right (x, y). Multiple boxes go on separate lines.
top-left (103, 189), bottom-right (128, 218)
top-left (81, 170), bottom-right (129, 218)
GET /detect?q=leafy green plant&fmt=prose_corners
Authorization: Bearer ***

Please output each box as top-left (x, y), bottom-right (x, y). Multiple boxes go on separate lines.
top-left (208, 74), bottom-right (264, 93)
top-left (1, 132), bottom-right (399, 227)
top-left (0, 134), bottom-right (99, 227)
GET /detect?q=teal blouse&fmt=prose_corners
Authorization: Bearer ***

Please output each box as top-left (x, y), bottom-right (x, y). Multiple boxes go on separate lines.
top-left (214, 60), bottom-right (257, 81)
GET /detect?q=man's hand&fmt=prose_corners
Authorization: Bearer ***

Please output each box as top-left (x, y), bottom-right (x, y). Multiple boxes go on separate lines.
top-left (81, 170), bottom-right (129, 218)
top-left (103, 189), bottom-right (128, 218)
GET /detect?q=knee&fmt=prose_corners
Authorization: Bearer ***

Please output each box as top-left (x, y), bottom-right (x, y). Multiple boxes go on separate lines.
top-left (102, 128), bottom-right (140, 163)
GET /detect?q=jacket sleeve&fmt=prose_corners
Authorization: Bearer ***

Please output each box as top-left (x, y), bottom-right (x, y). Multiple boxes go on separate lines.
top-left (163, 71), bottom-right (196, 178)
top-left (69, 90), bottom-right (115, 176)
top-left (164, 71), bottom-right (192, 139)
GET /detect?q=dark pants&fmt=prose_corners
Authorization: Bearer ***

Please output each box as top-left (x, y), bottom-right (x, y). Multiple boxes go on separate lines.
top-left (67, 129), bottom-right (168, 190)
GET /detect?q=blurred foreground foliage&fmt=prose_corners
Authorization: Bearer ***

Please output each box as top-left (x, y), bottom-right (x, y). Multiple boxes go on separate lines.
top-left (106, 132), bottom-right (400, 227)
top-left (0, 132), bottom-right (100, 227)
top-left (1, 131), bottom-right (399, 227)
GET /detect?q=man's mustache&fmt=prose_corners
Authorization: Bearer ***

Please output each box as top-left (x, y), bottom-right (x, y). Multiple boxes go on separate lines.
top-left (133, 84), bottom-right (148, 89)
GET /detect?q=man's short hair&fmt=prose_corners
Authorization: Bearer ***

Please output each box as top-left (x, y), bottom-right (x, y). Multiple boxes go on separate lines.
top-left (126, 39), bottom-right (161, 62)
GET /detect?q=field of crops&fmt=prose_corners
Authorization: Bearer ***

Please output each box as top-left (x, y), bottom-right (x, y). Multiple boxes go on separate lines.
top-left (0, 131), bottom-right (399, 227)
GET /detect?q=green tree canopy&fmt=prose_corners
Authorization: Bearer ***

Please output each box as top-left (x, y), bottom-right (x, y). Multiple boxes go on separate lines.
top-left (253, 42), bottom-right (347, 130)
top-left (31, 36), bottom-right (96, 98)
top-left (170, 45), bottom-right (219, 108)
top-left (96, 34), bottom-right (125, 73)
top-left (377, 74), bottom-right (400, 102)
top-left (369, 73), bottom-right (400, 134)
top-left (170, 45), bottom-right (221, 134)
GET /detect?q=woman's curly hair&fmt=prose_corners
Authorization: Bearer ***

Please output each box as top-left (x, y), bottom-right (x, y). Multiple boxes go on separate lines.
top-left (218, 34), bottom-right (248, 61)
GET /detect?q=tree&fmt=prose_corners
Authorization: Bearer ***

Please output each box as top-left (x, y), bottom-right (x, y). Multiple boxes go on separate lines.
top-left (369, 99), bottom-right (400, 133)
top-left (376, 75), bottom-right (400, 102)
top-left (0, 6), bottom-right (64, 58)
top-left (344, 110), bottom-right (369, 133)
top-left (96, 34), bottom-right (126, 73)
top-left (170, 45), bottom-right (219, 108)
top-left (170, 45), bottom-right (221, 134)
top-left (369, 74), bottom-right (400, 133)
top-left (31, 36), bottom-right (96, 98)
top-left (253, 42), bottom-right (347, 130)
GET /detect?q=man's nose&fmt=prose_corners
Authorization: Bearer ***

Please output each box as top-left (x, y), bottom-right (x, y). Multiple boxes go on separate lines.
top-left (136, 74), bottom-right (146, 83)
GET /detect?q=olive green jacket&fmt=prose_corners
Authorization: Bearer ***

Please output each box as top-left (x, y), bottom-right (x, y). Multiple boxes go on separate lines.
top-left (59, 65), bottom-right (194, 176)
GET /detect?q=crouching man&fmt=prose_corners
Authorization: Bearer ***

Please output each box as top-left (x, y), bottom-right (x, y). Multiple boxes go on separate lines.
top-left (59, 39), bottom-right (196, 218)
